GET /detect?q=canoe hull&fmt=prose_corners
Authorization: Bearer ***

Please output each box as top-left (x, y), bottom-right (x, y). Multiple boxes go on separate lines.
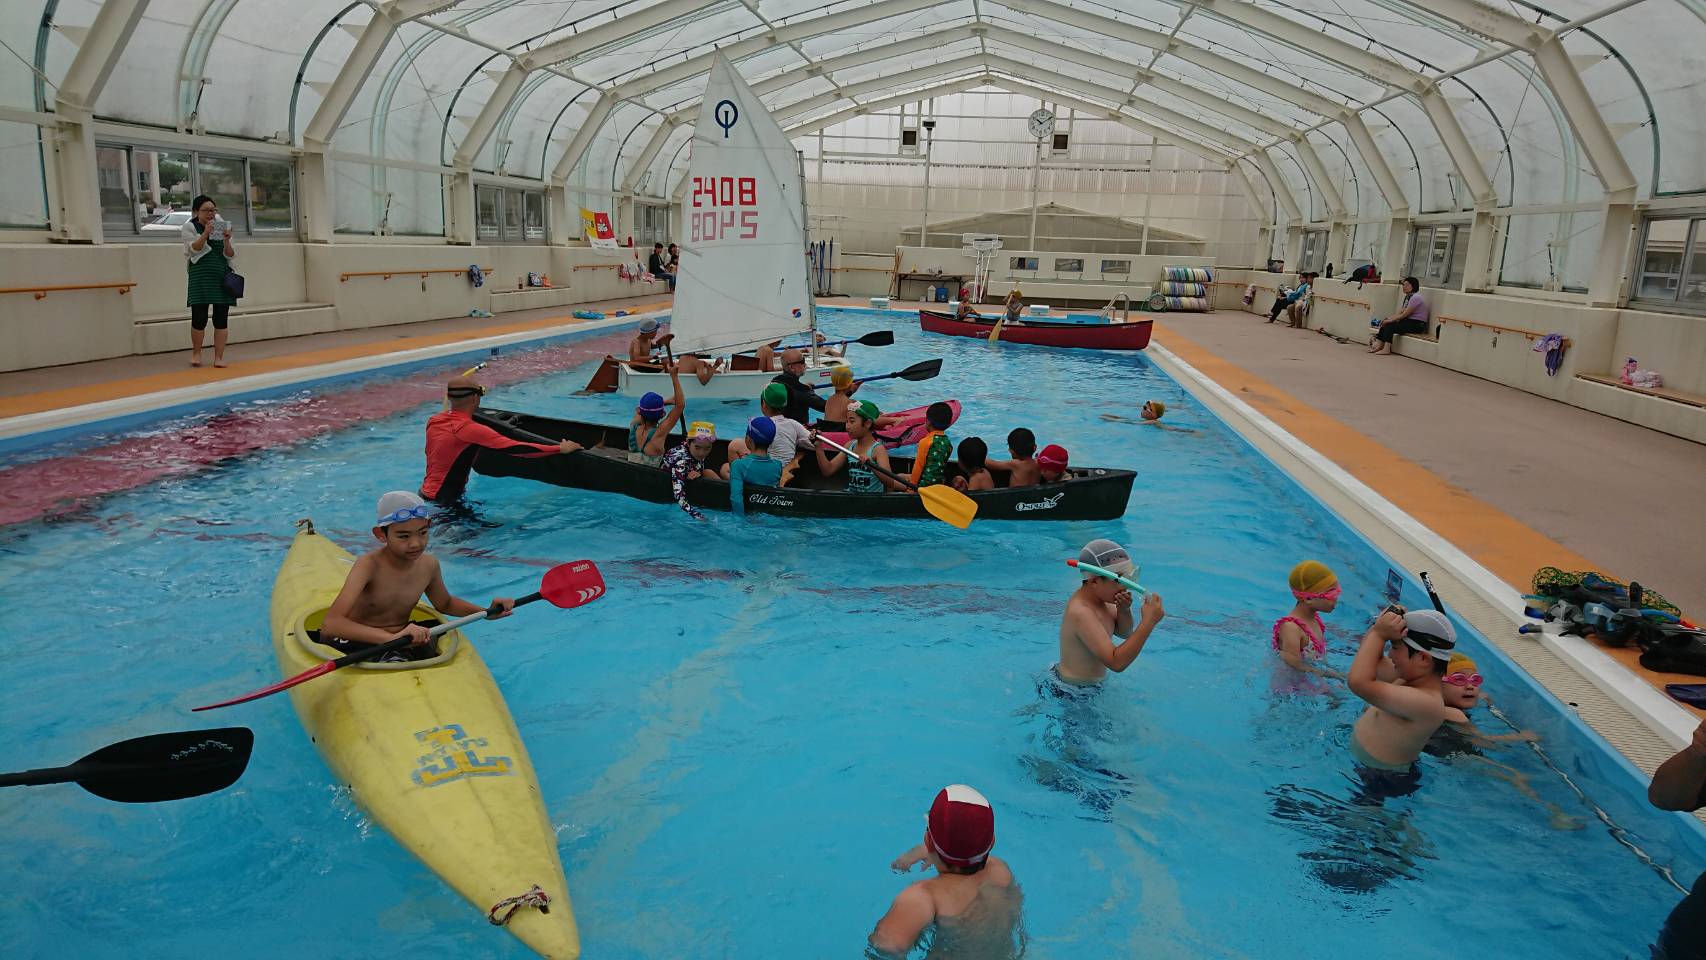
top-left (271, 528), bottom-right (578, 959)
top-left (472, 409), bottom-right (1134, 522)
top-left (919, 310), bottom-right (1152, 350)
top-left (616, 357), bottom-right (846, 401)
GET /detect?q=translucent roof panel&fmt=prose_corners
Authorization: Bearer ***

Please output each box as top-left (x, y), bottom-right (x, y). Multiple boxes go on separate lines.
top-left (1180, 15), bottom-right (1387, 105)
top-left (1450, 60), bottom-right (1562, 208)
top-left (487, 74), bottom-right (592, 179)
top-left (1578, 0), bottom-right (1706, 195)
top-left (1266, 142), bottom-right (1318, 223)
top-left (1317, 124), bottom-right (1388, 222)
top-left (1249, 0), bottom-right (1488, 74)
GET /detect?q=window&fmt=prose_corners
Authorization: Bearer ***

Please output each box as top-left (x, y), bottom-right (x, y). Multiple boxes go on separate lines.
top-left (250, 160), bottom-right (294, 232)
top-left (1300, 229), bottom-right (1327, 272)
top-left (1010, 256), bottom-right (1039, 271)
top-left (1051, 133), bottom-right (1070, 155)
top-left (1054, 258), bottom-right (1083, 273)
top-left (476, 185), bottom-right (501, 240)
top-left (1406, 224), bottom-right (1465, 288)
top-left (636, 203), bottom-right (669, 247)
top-left (1100, 259), bottom-right (1130, 275)
top-left (475, 184), bottom-right (546, 243)
top-left (1636, 218), bottom-right (1691, 302)
top-left (95, 143), bottom-right (291, 237)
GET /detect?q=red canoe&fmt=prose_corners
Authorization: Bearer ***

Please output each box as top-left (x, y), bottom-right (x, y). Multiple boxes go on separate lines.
top-left (919, 310), bottom-right (1152, 350)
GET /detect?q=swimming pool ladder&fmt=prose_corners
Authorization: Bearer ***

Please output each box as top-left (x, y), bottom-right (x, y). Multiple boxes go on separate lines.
top-left (1103, 292), bottom-right (1132, 323)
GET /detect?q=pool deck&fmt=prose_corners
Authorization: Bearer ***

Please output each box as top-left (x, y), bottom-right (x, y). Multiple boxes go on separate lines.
top-left (2, 294), bottom-right (1701, 767)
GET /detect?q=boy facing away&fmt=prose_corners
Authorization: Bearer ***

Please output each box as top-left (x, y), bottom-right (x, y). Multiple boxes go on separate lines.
top-left (985, 428), bottom-right (1040, 487)
top-left (321, 492), bottom-right (514, 661)
top-left (1057, 539), bottom-right (1165, 686)
top-left (869, 785), bottom-right (1024, 960)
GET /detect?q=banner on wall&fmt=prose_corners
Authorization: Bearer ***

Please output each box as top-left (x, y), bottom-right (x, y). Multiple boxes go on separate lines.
top-left (581, 208), bottom-right (617, 250)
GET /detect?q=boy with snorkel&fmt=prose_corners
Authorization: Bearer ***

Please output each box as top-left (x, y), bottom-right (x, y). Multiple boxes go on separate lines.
top-left (1057, 539), bottom-right (1166, 686)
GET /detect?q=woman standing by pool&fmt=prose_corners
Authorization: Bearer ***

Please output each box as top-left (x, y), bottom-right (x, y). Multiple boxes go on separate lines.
top-left (182, 194), bottom-right (237, 368)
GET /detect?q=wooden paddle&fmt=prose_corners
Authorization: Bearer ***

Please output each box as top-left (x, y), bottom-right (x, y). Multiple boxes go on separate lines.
top-left (193, 560), bottom-right (606, 711)
top-left (0, 728), bottom-right (254, 803)
top-left (814, 435), bottom-right (976, 529)
top-left (778, 330), bottom-right (895, 351)
top-left (811, 358), bottom-right (942, 391)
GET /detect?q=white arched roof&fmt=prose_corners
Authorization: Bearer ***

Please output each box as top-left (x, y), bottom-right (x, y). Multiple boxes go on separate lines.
top-left (9, 0), bottom-right (1700, 227)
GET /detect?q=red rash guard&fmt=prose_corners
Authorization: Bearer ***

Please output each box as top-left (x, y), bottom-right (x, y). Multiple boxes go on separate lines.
top-left (420, 409), bottom-right (560, 502)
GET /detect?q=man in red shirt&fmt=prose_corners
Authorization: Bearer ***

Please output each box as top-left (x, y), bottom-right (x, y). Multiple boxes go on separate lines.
top-left (420, 376), bottom-right (580, 503)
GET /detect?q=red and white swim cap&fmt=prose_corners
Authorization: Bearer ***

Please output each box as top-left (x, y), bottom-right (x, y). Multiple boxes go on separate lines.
top-left (1037, 444), bottom-right (1069, 471)
top-left (927, 784), bottom-right (995, 868)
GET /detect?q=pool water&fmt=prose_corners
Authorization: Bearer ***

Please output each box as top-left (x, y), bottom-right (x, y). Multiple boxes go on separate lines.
top-left (2, 307), bottom-right (1700, 958)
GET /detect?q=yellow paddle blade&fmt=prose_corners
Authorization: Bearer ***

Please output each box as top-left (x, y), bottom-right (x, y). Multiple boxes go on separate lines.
top-left (987, 318), bottom-right (1005, 344)
top-left (918, 483), bottom-right (977, 529)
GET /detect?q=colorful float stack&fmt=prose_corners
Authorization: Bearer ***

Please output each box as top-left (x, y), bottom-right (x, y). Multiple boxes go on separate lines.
top-left (1155, 265), bottom-right (1213, 312)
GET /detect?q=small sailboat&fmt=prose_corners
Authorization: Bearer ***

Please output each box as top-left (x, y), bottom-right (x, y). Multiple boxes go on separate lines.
top-left (592, 55), bottom-right (843, 401)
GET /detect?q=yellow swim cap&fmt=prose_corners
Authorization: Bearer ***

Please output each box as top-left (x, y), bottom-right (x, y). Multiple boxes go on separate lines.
top-left (1288, 561), bottom-right (1338, 594)
top-left (1147, 400), bottom-right (1166, 417)
top-left (831, 366), bottom-right (855, 388)
top-left (1446, 652), bottom-right (1479, 675)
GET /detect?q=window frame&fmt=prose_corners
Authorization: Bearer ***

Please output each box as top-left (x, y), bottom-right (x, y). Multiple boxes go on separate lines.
top-left (1631, 214), bottom-right (1706, 310)
top-left (94, 140), bottom-right (296, 239)
top-left (475, 182), bottom-right (547, 244)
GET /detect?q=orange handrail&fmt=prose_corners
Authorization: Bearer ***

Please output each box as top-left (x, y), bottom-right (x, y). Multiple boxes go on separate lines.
top-left (1439, 314), bottom-right (1569, 346)
top-left (339, 267), bottom-right (492, 282)
top-left (1315, 295), bottom-right (1370, 308)
top-left (1, 281), bottom-right (136, 300)
top-left (573, 264), bottom-right (621, 271)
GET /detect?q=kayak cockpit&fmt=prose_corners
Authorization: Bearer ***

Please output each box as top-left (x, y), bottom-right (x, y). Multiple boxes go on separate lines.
top-left (295, 606), bottom-right (460, 670)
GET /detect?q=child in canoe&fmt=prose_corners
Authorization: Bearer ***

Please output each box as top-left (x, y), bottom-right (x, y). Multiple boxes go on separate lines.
top-left (909, 402), bottom-right (956, 489)
top-left (320, 492), bottom-right (514, 661)
top-left (814, 400), bottom-right (898, 492)
top-left (820, 366), bottom-right (859, 430)
top-left (951, 436), bottom-right (995, 491)
top-left (628, 362), bottom-right (685, 467)
top-left (985, 428), bottom-right (1040, 487)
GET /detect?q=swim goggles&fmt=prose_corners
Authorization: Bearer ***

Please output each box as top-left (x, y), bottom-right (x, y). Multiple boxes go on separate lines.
top-left (1400, 628), bottom-right (1455, 660)
top-left (377, 504), bottom-right (437, 526)
top-left (1291, 585), bottom-right (1342, 602)
top-left (446, 385), bottom-right (486, 398)
top-left (1443, 672), bottom-right (1483, 687)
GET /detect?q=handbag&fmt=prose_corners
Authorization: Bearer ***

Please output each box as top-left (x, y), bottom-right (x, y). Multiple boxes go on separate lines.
top-left (222, 270), bottom-right (245, 300)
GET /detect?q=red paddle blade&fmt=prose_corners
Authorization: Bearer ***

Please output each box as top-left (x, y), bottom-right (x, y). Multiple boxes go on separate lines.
top-left (541, 560), bottom-right (605, 608)
top-left (191, 660), bottom-right (337, 712)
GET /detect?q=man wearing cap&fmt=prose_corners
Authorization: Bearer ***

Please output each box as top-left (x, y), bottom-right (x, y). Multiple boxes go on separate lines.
top-left (1346, 607), bottom-right (1469, 797)
top-left (629, 317), bottom-right (665, 364)
top-left (1059, 539), bottom-right (1166, 685)
top-left (871, 785), bottom-right (1023, 958)
top-left (421, 376), bottom-right (580, 504)
top-left (320, 491), bottom-right (515, 662)
top-left (768, 348), bottom-right (826, 425)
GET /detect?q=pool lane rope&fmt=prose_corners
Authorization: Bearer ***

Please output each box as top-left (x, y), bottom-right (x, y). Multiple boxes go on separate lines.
top-left (487, 884), bottom-right (552, 924)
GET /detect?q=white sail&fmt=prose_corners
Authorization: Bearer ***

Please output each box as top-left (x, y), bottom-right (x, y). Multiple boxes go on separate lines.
top-left (670, 55), bottom-right (814, 356)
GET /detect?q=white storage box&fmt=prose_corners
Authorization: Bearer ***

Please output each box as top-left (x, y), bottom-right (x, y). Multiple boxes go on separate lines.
top-left (1026, 304), bottom-right (1051, 317)
top-left (870, 297), bottom-right (890, 308)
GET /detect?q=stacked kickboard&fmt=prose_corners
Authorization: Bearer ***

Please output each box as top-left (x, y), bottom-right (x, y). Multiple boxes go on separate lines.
top-left (1156, 265), bottom-right (1213, 312)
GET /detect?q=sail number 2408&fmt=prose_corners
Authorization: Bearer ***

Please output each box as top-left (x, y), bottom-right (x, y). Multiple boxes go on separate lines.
top-left (690, 175), bottom-right (758, 242)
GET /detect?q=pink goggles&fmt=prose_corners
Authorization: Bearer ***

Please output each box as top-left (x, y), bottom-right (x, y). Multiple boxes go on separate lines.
top-left (1443, 672), bottom-right (1483, 687)
top-left (1291, 585), bottom-right (1342, 602)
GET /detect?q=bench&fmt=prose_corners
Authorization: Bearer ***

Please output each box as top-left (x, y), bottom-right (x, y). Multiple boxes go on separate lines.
top-left (133, 301), bottom-right (338, 354)
top-left (1578, 373), bottom-right (1706, 410)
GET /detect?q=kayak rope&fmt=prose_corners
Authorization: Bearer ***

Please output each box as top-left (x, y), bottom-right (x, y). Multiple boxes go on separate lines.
top-left (487, 884), bottom-right (551, 925)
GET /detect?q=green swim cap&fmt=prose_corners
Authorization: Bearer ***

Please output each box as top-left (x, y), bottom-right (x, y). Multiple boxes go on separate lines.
top-left (760, 383), bottom-right (789, 410)
top-left (854, 399), bottom-right (880, 422)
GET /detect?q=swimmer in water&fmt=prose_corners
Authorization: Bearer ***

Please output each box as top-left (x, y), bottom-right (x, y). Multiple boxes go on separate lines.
top-left (870, 785), bottom-right (1025, 960)
top-left (1273, 561), bottom-right (1343, 679)
top-left (1056, 539), bottom-right (1165, 686)
top-left (985, 428), bottom-right (1040, 487)
top-left (1429, 654), bottom-right (1579, 829)
top-left (1140, 400), bottom-right (1165, 422)
top-left (1346, 608), bottom-right (1467, 800)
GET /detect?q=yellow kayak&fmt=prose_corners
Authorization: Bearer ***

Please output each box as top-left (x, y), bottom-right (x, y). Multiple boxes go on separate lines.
top-left (271, 524), bottom-right (578, 959)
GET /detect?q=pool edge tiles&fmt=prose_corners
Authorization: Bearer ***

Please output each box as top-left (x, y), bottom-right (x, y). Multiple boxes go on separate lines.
top-left (0, 311), bottom-right (663, 455)
top-left (1144, 339), bottom-right (1704, 782)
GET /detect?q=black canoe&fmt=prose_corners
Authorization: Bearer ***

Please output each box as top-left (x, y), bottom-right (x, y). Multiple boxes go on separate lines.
top-left (471, 408), bottom-right (1135, 522)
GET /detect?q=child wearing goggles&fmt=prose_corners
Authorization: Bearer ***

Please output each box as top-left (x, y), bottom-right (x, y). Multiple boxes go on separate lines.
top-left (1272, 560), bottom-right (1344, 679)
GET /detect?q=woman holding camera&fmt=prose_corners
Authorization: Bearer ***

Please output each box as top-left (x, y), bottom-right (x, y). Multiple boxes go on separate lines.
top-left (182, 194), bottom-right (238, 367)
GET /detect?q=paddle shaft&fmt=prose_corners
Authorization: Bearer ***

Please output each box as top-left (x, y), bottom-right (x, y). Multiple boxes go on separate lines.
top-left (811, 358), bottom-right (941, 391)
top-left (332, 594), bottom-right (539, 666)
top-left (814, 434), bottom-right (920, 491)
top-left (778, 330), bottom-right (893, 350)
top-left (0, 757), bottom-right (222, 789)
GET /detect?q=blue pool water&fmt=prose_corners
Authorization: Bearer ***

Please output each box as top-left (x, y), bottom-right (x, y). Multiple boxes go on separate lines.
top-left (2, 306), bottom-right (1701, 958)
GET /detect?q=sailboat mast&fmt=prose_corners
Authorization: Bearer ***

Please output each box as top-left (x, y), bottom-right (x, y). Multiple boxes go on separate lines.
top-left (800, 148), bottom-right (818, 366)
